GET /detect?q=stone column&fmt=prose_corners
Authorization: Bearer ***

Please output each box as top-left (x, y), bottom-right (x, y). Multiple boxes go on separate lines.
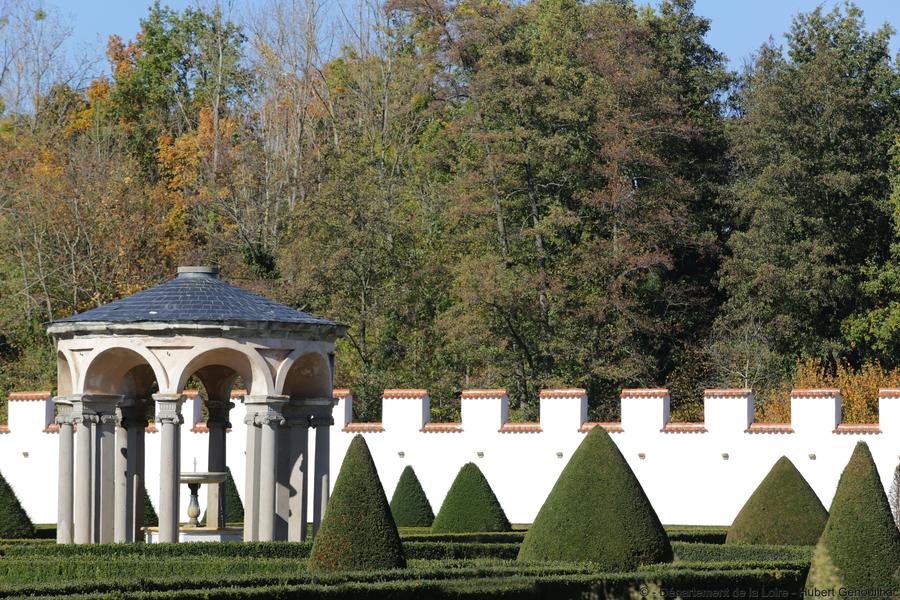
top-left (114, 403), bottom-right (140, 543)
top-left (243, 412), bottom-right (261, 542)
top-left (286, 407), bottom-right (310, 541)
top-left (312, 412), bottom-right (334, 537)
top-left (206, 401), bottom-right (232, 529)
top-left (73, 402), bottom-right (96, 545)
top-left (155, 394), bottom-right (184, 543)
top-left (97, 412), bottom-right (117, 543)
top-left (256, 398), bottom-right (286, 542)
top-left (55, 398), bottom-right (75, 544)
top-left (275, 422), bottom-right (291, 540)
top-left (131, 403), bottom-right (148, 541)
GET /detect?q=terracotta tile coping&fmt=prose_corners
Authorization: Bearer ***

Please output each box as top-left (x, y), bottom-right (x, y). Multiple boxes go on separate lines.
top-left (0, 425), bottom-right (8, 434)
top-left (342, 422), bottom-right (385, 433)
top-left (8, 391), bottom-right (52, 401)
top-left (539, 389), bottom-right (586, 398)
top-left (382, 389), bottom-right (428, 399)
top-left (790, 388), bottom-right (840, 397)
top-left (880, 388), bottom-right (900, 397)
top-left (333, 388), bottom-right (351, 398)
top-left (833, 423), bottom-right (881, 434)
top-left (498, 422), bottom-right (542, 433)
top-left (745, 422), bottom-right (794, 434)
top-left (703, 389), bottom-right (752, 397)
top-left (621, 388), bottom-right (669, 398)
top-left (579, 422), bottom-right (623, 433)
top-left (43, 424), bottom-right (60, 433)
top-left (421, 422), bottom-right (463, 433)
top-left (461, 389), bottom-right (507, 399)
top-left (661, 422), bottom-right (707, 433)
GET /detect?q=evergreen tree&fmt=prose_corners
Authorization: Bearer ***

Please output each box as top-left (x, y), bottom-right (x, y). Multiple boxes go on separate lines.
top-left (806, 442), bottom-right (900, 592)
top-left (308, 436), bottom-right (405, 572)
top-left (518, 427), bottom-right (671, 568)
top-left (143, 488), bottom-right (159, 527)
top-left (432, 463), bottom-right (510, 533)
top-left (726, 456), bottom-right (828, 545)
top-left (390, 466), bottom-right (434, 527)
top-left (0, 470), bottom-right (35, 539)
top-left (888, 463), bottom-right (900, 529)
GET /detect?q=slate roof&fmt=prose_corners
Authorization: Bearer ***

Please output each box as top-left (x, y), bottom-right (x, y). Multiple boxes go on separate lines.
top-left (52, 267), bottom-right (338, 327)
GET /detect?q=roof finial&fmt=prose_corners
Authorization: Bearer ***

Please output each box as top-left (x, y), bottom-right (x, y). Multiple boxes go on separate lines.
top-left (177, 266), bottom-right (219, 279)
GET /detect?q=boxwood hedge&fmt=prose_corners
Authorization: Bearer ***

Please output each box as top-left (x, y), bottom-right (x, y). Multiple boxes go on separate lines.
top-left (0, 470), bottom-right (34, 539)
top-left (308, 435), bottom-right (406, 572)
top-left (518, 426), bottom-right (672, 569)
top-left (727, 456), bottom-right (827, 546)
top-left (806, 441), bottom-right (900, 593)
top-left (431, 463), bottom-right (511, 533)
top-left (390, 466), bottom-right (434, 527)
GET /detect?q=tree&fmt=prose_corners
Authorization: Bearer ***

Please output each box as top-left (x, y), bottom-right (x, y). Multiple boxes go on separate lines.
top-left (308, 435), bottom-right (405, 572)
top-left (390, 465), bottom-right (434, 527)
top-left (726, 456), bottom-right (828, 545)
top-left (0, 470), bottom-right (34, 538)
top-left (806, 442), bottom-right (900, 592)
top-left (431, 463), bottom-right (510, 533)
top-left (714, 4), bottom-right (898, 385)
top-left (518, 426), bottom-right (671, 568)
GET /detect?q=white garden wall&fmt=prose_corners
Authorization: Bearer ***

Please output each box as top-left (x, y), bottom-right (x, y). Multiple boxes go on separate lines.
top-left (2, 387), bottom-right (898, 528)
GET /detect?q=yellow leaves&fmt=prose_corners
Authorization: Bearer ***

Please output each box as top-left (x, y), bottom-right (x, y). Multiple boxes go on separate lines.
top-left (67, 77), bottom-right (111, 135)
top-left (106, 34), bottom-right (141, 81)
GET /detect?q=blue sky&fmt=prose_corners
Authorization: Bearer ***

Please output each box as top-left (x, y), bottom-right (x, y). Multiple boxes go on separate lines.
top-left (54, 0), bottom-right (899, 73)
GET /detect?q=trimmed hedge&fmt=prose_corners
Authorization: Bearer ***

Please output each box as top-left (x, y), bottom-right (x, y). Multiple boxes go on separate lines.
top-left (665, 526), bottom-right (728, 544)
top-left (806, 441), bottom-right (900, 593)
top-left (518, 426), bottom-right (672, 569)
top-left (726, 456), bottom-right (828, 546)
top-left (390, 466), bottom-right (434, 527)
top-left (309, 435), bottom-right (406, 572)
top-left (431, 463), bottom-right (511, 533)
top-left (144, 488), bottom-right (159, 527)
top-left (0, 470), bottom-right (34, 539)
top-left (202, 466), bottom-right (244, 526)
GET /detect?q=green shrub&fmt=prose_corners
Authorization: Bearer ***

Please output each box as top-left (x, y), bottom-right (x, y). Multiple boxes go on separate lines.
top-left (671, 541), bottom-right (813, 564)
top-left (202, 466), bottom-right (244, 526)
top-left (726, 456), bottom-right (828, 545)
top-left (144, 488), bottom-right (159, 528)
top-left (390, 466), bottom-right (434, 527)
top-left (806, 442), bottom-right (900, 593)
top-left (0, 470), bottom-right (34, 539)
top-left (518, 426), bottom-right (672, 569)
top-left (431, 463), bottom-right (510, 533)
top-left (665, 526), bottom-right (728, 544)
top-left (308, 435), bottom-right (406, 572)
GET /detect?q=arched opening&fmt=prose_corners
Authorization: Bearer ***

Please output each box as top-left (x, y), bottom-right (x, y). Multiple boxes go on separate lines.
top-left (83, 347), bottom-right (163, 396)
top-left (57, 352), bottom-right (73, 397)
top-left (176, 348), bottom-right (256, 397)
top-left (281, 352), bottom-right (331, 400)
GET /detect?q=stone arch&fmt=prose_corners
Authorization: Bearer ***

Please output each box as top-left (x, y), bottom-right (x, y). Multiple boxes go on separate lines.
top-left (57, 352), bottom-right (74, 397)
top-left (279, 351), bottom-right (331, 399)
top-left (174, 344), bottom-right (272, 397)
top-left (82, 347), bottom-right (166, 396)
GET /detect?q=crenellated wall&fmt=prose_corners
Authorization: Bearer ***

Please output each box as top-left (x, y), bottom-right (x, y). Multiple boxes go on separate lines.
top-left (2, 387), bottom-right (899, 527)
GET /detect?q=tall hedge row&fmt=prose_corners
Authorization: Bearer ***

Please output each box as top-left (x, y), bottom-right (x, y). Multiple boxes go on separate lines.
top-left (308, 435), bottom-right (406, 572)
top-left (726, 456), bottom-right (828, 545)
top-left (431, 463), bottom-right (511, 533)
top-left (518, 426), bottom-right (672, 569)
top-left (390, 466), bottom-right (434, 527)
top-left (0, 470), bottom-right (34, 539)
top-left (806, 442), bottom-right (900, 593)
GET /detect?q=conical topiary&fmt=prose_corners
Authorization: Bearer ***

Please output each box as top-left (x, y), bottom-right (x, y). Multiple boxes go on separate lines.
top-left (518, 426), bottom-right (672, 569)
top-left (726, 456), bottom-right (828, 545)
top-left (806, 442), bottom-right (900, 593)
top-left (390, 466), bottom-right (434, 527)
top-left (431, 463), bottom-right (511, 533)
top-left (202, 466), bottom-right (245, 526)
top-left (0, 470), bottom-right (34, 538)
top-left (308, 435), bottom-right (405, 572)
top-left (143, 489), bottom-right (159, 527)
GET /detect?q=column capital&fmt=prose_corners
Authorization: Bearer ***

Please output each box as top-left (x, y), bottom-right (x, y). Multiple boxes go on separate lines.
top-left (116, 404), bottom-right (148, 429)
top-left (154, 394), bottom-right (184, 425)
top-left (310, 414), bottom-right (335, 428)
top-left (206, 400), bottom-right (235, 424)
top-left (99, 413), bottom-right (119, 426)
